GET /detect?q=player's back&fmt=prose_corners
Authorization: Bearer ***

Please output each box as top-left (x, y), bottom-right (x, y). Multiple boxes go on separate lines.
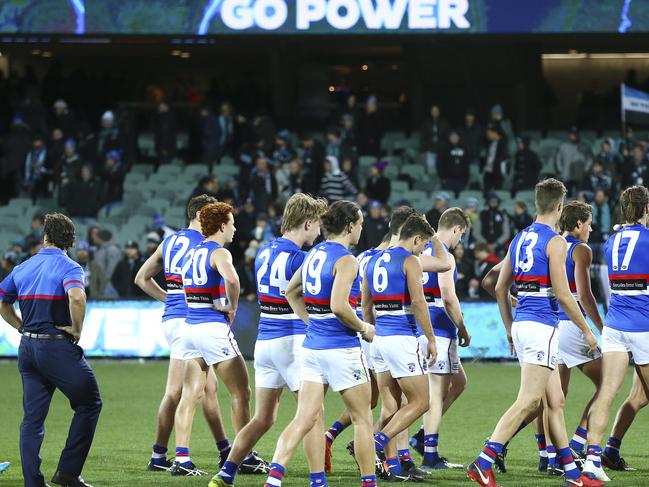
top-left (421, 241), bottom-right (457, 338)
top-left (557, 235), bottom-right (587, 321)
top-left (301, 241), bottom-right (360, 350)
top-left (355, 248), bottom-right (381, 318)
top-left (366, 246), bottom-right (417, 336)
top-left (161, 228), bottom-right (204, 321)
top-left (255, 237), bottom-right (306, 339)
top-left (605, 223), bottom-right (649, 331)
top-left (510, 222), bottom-right (560, 326)
top-left (183, 240), bottom-right (228, 325)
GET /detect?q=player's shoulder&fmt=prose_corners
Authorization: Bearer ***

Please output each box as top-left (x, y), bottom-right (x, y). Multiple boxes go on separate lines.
top-left (61, 253), bottom-right (83, 272)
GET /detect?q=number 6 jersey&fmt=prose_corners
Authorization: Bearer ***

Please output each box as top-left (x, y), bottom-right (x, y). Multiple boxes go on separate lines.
top-left (509, 222), bottom-right (560, 327)
top-left (605, 223), bottom-right (649, 332)
top-left (254, 237), bottom-right (307, 340)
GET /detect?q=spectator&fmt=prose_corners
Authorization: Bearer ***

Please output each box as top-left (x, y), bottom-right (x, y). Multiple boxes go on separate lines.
top-left (52, 99), bottom-right (77, 138)
top-left (48, 128), bottom-right (66, 168)
top-left (340, 93), bottom-right (361, 127)
top-left (512, 135), bottom-right (541, 193)
top-left (299, 132), bottom-right (325, 194)
top-left (511, 201), bottom-right (533, 234)
top-left (0, 116), bottom-right (32, 204)
top-left (216, 102), bottom-right (237, 159)
top-left (22, 134), bottom-right (49, 202)
top-left (94, 229), bottom-right (122, 294)
top-left (153, 101), bottom-right (176, 167)
top-left (199, 104), bottom-right (220, 169)
top-left (555, 126), bottom-right (592, 195)
top-left (439, 130), bottom-right (469, 197)
top-left (248, 156), bottom-right (278, 212)
top-left (340, 113), bottom-right (359, 152)
top-left (319, 155), bottom-right (357, 203)
top-left (236, 240), bottom-right (260, 301)
top-left (425, 192), bottom-right (450, 230)
top-left (23, 213), bottom-right (44, 249)
top-left (359, 200), bottom-right (389, 251)
top-left (590, 189), bottom-right (611, 262)
top-left (489, 104), bottom-right (514, 146)
top-left (74, 240), bottom-right (107, 299)
top-left (251, 109), bottom-right (276, 155)
top-left (93, 110), bottom-right (121, 163)
top-left (325, 126), bottom-right (355, 163)
top-left (419, 103), bottom-right (448, 174)
top-left (459, 107), bottom-right (483, 165)
top-left (585, 159), bottom-right (613, 197)
top-left (597, 138), bottom-right (623, 175)
top-left (453, 242), bottom-right (475, 299)
top-left (341, 157), bottom-right (358, 189)
top-left (251, 214), bottom-right (275, 244)
top-left (151, 215), bottom-right (176, 240)
top-left (233, 198), bottom-right (256, 261)
top-left (0, 251), bottom-right (18, 281)
top-left (478, 194), bottom-right (510, 252)
top-left (55, 138), bottom-right (82, 191)
top-left (358, 95), bottom-right (383, 156)
top-left (482, 123), bottom-right (508, 193)
top-left (271, 130), bottom-right (295, 166)
top-left (62, 164), bottom-right (104, 220)
top-left (276, 159), bottom-right (304, 204)
top-left (101, 150), bottom-right (126, 214)
top-left (473, 242), bottom-right (501, 298)
top-left (188, 175), bottom-right (220, 201)
top-left (463, 197), bottom-right (480, 250)
top-left (365, 160), bottom-right (391, 204)
top-left (622, 143), bottom-right (649, 188)
top-left (111, 240), bottom-right (146, 298)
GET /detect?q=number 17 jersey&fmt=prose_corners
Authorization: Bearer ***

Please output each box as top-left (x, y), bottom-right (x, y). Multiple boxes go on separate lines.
top-left (255, 237), bottom-right (307, 340)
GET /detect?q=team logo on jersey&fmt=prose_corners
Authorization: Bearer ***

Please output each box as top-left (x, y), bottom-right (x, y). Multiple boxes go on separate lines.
top-left (222, 347), bottom-right (231, 356)
top-left (550, 355), bottom-right (557, 365)
top-left (352, 369), bottom-right (362, 380)
top-left (437, 360), bottom-right (447, 370)
top-left (407, 363), bottom-right (416, 372)
top-left (536, 351), bottom-right (545, 362)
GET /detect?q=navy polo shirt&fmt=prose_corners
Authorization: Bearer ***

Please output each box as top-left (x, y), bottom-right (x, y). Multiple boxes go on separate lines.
top-left (0, 248), bottom-right (85, 334)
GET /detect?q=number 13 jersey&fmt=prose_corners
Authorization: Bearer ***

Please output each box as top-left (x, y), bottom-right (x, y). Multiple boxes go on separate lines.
top-left (605, 223), bottom-right (649, 332)
top-left (255, 237), bottom-right (307, 340)
top-left (301, 241), bottom-right (361, 350)
top-left (509, 222), bottom-right (560, 327)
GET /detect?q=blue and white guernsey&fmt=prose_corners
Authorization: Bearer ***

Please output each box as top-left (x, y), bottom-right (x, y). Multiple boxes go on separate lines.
top-left (604, 223), bottom-right (649, 332)
top-left (365, 247), bottom-right (417, 336)
top-left (301, 241), bottom-right (360, 350)
top-left (183, 241), bottom-right (229, 325)
top-left (557, 235), bottom-right (587, 321)
top-left (421, 242), bottom-right (457, 339)
top-left (510, 222), bottom-right (560, 327)
top-left (255, 237), bottom-right (306, 340)
top-left (161, 228), bottom-right (204, 321)
top-left (355, 248), bottom-right (381, 319)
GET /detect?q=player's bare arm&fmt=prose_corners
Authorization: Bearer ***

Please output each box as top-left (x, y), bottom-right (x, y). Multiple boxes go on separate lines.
top-left (361, 271), bottom-right (376, 326)
top-left (134, 242), bottom-right (166, 302)
top-left (331, 255), bottom-right (374, 342)
top-left (56, 287), bottom-right (86, 342)
top-left (547, 236), bottom-right (598, 353)
top-left (213, 247), bottom-right (240, 322)
top-left (420, 234), bottom-right (452, 273)
top-left (494, 250), bottom-right (514, 354)
top-left (405, 255), bottom-right (437, 362)
top-left (573, 243), bottom-right (604, 332)
top-left (439, 257), bottom-right (471, 347)
top-left (482, 261), bottom-right (517, 307)
top-left (285, 265), bottom-right (309, 325)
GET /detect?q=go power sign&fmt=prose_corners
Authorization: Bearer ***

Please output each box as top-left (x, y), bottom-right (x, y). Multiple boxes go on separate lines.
top-left (202, 0), bottom-right (472, 34)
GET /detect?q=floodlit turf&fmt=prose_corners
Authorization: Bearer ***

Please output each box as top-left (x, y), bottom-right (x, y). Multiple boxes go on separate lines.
top-left (0, 361), bottom-right (646, 486)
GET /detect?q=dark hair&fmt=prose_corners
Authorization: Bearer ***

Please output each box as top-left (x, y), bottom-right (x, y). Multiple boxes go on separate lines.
top-left (198, 175), bottom-right (215, 187)
top-left (399, 214), bottom-right (435, 241)
top-left (200, 202), bottom-right (234, 236)
top-left (321, 200), bottom-right (361, 237)
top-left (475, 242), bottom-right (490, 253)
top-left (559, 201), bottom-right (592, 233)
top-left (32, 212), bottom-right (45, 224)
top-left (389, 206), bottom-right (416, 236)
top-left (438, 207), bottom-right (470, 230)
top-left (381, 232), bottom-right (392, 244)
top-left (44, 213), bottom-right (75, 250)
top-left (187, 194), bottom-right (218, 221)
top-left (535, 178), bottom-right (567, 215)
top-left (620, 185), bottom-right (649, 224)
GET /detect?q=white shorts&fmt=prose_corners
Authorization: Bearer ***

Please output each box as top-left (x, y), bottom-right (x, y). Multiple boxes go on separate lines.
top-left (361, 339), bottom-right (374, 370)
top-left (512, 321), bottom-right (559, 370)
top-left (161, 318), bottom-right (187, 360)
top-left (300, 347), bottom-right (370, 392)
top-left (419, 335), bottom-right (460, 374)
top-left (180, 322), bottom-right (242, 366)
top-left (557, 320), bottom-right (601, 368)
top-left (372, 335), bottom-right (427, 379)
top-left (602, 327), bottom-right (649, 365)
top-left (254, 335), bottom-right (305, 392)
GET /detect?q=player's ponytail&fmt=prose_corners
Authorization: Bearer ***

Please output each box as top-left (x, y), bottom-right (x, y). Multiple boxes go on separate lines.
top-left (620, 186), bottom-right (649, 224)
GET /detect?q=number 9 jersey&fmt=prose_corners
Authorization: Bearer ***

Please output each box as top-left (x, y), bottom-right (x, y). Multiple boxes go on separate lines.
top-left (509, 222), bottom-right (560, 327)
top-left (255, 237), bottom-right (307, 340)
top-left (605, 223), bottom-right (649, 332)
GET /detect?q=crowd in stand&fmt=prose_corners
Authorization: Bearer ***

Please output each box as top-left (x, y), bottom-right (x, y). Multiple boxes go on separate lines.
top-left (1, 68), bottom-right (649, 300)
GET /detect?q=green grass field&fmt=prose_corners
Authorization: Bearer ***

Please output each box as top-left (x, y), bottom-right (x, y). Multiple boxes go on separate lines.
top-left (0, 361), bottom-right (646, 486)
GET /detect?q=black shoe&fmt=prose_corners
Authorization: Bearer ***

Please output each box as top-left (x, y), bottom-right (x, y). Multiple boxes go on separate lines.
top-left (409, 427), bottom-right (425, 456)
top-left (386, 469), bottom-right (424, 482)
top-left (494, 445), bottom-right (508, 473)
top-left (547, 464), bottom-right (564, 476)
top-left (238, 451), bottom-right (269, 474)
top-left (401, 460), bottom-right (428, 477)
top-left (51, 471), bottom-right (93, 487)
top-left (147, 458), bottom-right (173, 472)
top-left (602, 453), bottom-right (635, 471)
top-left (218, 448), bottom-right (231, 469)
top-left (169, 461), bottom-right (207, 476)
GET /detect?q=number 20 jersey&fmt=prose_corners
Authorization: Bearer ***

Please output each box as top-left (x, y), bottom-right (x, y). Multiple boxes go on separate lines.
top-left (301, 241), bottom-right (360, 350)
top-left (255, 237), bottom-right (306, 340)
top-left (183, 241), bottom-right (228, 325)
top-left (509, 222), bottom-right (560, 327)
top-left (161, 228), bottom-right (204, 322)
top-left (605, 223), bottom-right (649, 332)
